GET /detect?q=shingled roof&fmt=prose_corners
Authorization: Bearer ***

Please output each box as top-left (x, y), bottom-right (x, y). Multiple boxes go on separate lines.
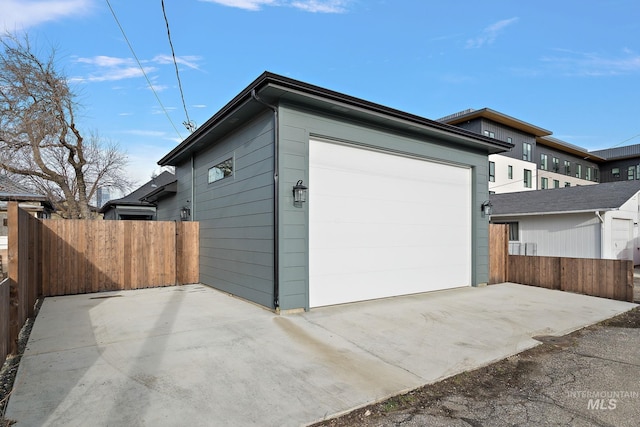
top-left (99, 171), bottom-right (176, 213)
top-left (0, 175), bottom-right (48, 202)
top-left (489, 180), bottom-right (640, 216)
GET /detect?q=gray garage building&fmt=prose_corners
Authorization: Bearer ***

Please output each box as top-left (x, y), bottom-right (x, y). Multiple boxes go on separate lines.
top-left (158, 72), bottom-right (512, 312)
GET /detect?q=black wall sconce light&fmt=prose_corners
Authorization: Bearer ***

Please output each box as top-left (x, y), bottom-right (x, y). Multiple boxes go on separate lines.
top-left (481, 200), bottom-right (492, 216)
top-left (180, 206), bottom-right (191, 221)
top-left (293, 180), bottom-right (308, 205)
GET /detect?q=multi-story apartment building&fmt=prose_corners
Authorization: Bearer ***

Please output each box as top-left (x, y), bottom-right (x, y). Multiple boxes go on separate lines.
top-left (439, 108), bottom-right (602, 193)
top-left (591, 144), bottom-right (640, 183)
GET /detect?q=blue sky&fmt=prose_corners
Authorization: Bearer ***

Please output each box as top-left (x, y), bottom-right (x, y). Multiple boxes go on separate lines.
top-left (3, 0), bottom-right (640, 188)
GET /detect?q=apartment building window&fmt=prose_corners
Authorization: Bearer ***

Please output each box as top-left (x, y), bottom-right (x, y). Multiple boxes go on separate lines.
top-left (565, 182), bottom-right (571, 187)
top-left (553, 179), bottom-right (560, 188)
top-left (552, 157), bottom-right (559, 172)
top-left (628, 166), bottom-right (635, 180)
top-left (540, 153), bottom-right (548, 170)
top-left (508, 165), bottom-right (513, 179)
top-left (523, 142), bottom-right (532, 161)
top-left (483, 130), bottom-right (495, 138)
top-left (489, 161), bottom-right (495, 182)
top-left (575, 163), bottom-right (582, 179)
top-left (524, 169), bottom-right (532, 188)
top-left (564, 160), bottom-right (571, 176)
top-left (586, 167), bottom-right (592, 181)
top-left (541, 177), bottom-right (548, 189)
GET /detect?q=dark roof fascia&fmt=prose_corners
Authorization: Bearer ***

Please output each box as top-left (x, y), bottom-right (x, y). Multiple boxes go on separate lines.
top-left (536, 136), bottom-right (606, 162)
top-left (158, 72), bottom-right (513, 165)
top-left (440, 108), bottom-right (552, 138)
top-left (141, 180), bottom-right (177, 203)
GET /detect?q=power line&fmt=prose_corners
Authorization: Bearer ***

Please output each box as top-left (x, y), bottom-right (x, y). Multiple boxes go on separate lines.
top-left (161, 0), bottom-right (195, 133)
top-left (105, 0), bottom-right (184, 140)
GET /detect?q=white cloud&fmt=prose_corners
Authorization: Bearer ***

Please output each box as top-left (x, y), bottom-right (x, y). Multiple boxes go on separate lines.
top-left (152, 54), bottom-right (203, 70)
top-left (200, 0), bottom-right (350, 13)
top-left (541, 49), bottom-right (640, 76)
top-left (192, 104), bottom-right (208, 108)
top-left (290, 0), bottom-right (348, 13)
top-left (466, 17), bottom-right (519, 49)
top-left (72, 54), bottom-right (203, 84)
top-left (199, 0), bottom-right (277, 11)
top-left (1, 0), bottom-right (94, 30)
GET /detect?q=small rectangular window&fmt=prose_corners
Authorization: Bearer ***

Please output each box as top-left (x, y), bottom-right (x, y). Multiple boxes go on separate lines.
top-left (564, 160), bottom-right (571, 176)
top-left (495, 222), bottom-right (519, 241)
top-left (522, 142), bottom-right (532, 161)
top-left (483, 130), bottom-right (495, 138)
top-left (612, 167), bottom-right (620, 177)
top-left (575, 164), bottom-right (582, 179)
top-left (553, 179), bottom-right (560, 188)
top-left (565, 182), bottom-right (571, 187)
top-left (541, 177), bottom-right (548, 189)
top-left (524, 169), bottom-right (532, 188)
top-left (507, 137), bottom-right (512, 144)
top-left (594, 168), bottom-right (599, 182)
top-left (489, 161), bottom-right (495, 182)
top-left (507, 165), bottom-right (513, 179)
top-left (586, 167), bottom-right (592, 181)
top-left (540, 153), bottom-right (548, 171)
top-left (628, 166), bottom-right (635, 180)
top-left (208, 158), bottom-right (233, 184)
top-left (552, 157), bottom-right (559, 172)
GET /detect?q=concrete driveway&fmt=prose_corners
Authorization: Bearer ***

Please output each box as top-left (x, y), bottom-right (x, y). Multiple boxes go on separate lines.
top-left (6, 283), bottom-right (636, 426)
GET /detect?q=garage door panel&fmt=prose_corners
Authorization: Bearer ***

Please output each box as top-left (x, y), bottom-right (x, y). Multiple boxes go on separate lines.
top-left (309, 140), bottom-right (471, 308)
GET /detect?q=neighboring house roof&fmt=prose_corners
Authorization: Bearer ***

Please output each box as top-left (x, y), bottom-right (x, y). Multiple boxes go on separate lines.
top-left (490, 180), bottom-right (640, 216)
top-left (159, 72), bottom-right (513, 166)
top-left (0, 175), bottom-right (48, 202)
top-left (590, 143), bottom-right (640, 161)
top-left (0, 175), bottom-right (54, 212)
top-left (437, 108), bottom-right (552, 138)
top-left (99, 171), bottom-right (176, 213)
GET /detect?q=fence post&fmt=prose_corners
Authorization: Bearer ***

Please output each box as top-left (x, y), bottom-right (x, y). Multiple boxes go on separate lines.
top-left (7, 202), bottom-right (19, 355)
top-left (489, 223), bottom-right (509, 284)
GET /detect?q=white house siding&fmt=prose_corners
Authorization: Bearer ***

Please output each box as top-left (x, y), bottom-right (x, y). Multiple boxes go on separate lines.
top-left (537, 170), bottom-right (597, 189)
top-left (489, 154), bottom-right (537, 194)
top-left (500, 213), bottom-right (601, 259)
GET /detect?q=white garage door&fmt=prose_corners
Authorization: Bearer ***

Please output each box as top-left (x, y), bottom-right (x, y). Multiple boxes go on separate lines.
top-left (309, 139), bottom-right (472, 308)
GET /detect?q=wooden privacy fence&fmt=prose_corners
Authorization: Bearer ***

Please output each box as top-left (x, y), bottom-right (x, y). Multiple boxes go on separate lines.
top-left (40, 219), bottom-right (198, 295)
top-left (489, 223), bottom-right (634, 302)
top-left (2, 202), bottom-right (199, 360)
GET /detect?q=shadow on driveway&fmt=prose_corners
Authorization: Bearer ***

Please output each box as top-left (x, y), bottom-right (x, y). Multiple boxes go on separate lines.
top-left (5, 283), bottom-right (637, 426)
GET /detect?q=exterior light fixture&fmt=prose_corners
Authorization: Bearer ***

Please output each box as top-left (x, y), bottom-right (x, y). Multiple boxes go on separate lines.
top-left (180, 206), bottom-right (191, 221)
top-left (293, 180), bottom-right (308, 204)
top-left (481, 200), bottom-right (492, 216)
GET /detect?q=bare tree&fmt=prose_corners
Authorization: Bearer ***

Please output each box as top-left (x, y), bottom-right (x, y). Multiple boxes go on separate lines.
top-left (0, 33), bottom-right (132, 218)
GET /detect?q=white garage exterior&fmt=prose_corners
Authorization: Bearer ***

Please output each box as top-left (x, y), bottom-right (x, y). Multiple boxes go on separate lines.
top-left (309, 139), bottom-right (471, 307)
top-left (158, 72), bottom-right (512, 311)
top-left (490, 181), bottom-right (640, 262)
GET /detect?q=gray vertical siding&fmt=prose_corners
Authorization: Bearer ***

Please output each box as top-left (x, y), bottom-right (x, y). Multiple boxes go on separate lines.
top-left (155, 194), bottom-right (178, 221)
top-left (277, 103), bottom-right (491, 310)
top-left (190, 111), bottom-right (275, 308)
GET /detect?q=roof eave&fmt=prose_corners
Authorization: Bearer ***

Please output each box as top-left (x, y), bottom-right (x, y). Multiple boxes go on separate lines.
top-left (158, 73), bottom-right (513, 165)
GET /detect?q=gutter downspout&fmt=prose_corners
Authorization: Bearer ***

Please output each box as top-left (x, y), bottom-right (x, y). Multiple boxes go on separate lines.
top-left (596, 211), bottom-right (604, 259)
top-left (191, 154), bottom-right (195, 221)
top-left (251, 89), bottom-right (280, 311)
